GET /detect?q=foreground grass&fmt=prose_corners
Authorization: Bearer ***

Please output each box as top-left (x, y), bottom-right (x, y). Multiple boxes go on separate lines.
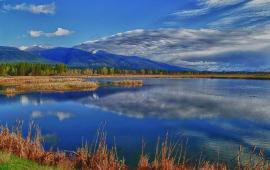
top-left (0, 124), bottom-right (269, 170)
top-left (0, 152), bottom-right (58, 170)
top-left (0, 123), bottom-right (127, 170)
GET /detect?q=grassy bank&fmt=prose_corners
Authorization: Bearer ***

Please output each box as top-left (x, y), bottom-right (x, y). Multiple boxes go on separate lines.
top-left (0, 76), bottom-right (99, 96)
top-left (0, 152), bottom-right (58, 170)
top-left (0, 77), bottom-right (145, 96)
top-left (0, 124), bottom-right (269, 170)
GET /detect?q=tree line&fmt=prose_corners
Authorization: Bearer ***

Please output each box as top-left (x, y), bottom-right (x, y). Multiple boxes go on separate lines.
top-left (0, 63), bottom-right (67, 76)
top-left (2, 62), bottom-right (264, 76)
top-left (0, 62), bottom-right (183, 76)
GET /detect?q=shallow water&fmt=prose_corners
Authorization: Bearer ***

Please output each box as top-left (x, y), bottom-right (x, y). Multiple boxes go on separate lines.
top-left (0, 78), bottom-right (270, 166)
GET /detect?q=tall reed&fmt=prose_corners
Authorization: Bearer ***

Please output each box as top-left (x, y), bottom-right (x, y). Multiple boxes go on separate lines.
top-left (0, 123), bottom-right (269, 170)
top-left (0, 122), bottom-right (126, 170)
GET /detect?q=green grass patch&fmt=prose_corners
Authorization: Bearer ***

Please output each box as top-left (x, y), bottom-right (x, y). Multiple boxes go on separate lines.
top-left (0, 152), bottom-right (58, 170)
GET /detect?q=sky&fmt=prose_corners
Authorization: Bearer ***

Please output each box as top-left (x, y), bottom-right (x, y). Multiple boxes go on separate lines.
top-left (0, 0), bottom-right (184, 47)
top-left (1, 0), bottom-right (270, 71)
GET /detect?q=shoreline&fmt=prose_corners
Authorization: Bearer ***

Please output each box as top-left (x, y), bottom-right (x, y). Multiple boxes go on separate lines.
top-left (85, 74), bottom-right (270, 80)
top-left (1, 73), bottom-right (270, 80)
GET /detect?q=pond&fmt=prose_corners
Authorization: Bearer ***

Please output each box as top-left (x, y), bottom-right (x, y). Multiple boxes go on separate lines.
top-left (0, 78), bottom-right (270, 166)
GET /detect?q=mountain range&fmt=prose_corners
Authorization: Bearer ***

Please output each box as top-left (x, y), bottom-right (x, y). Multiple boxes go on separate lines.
top-left (0, 45), bottom-right (190, 71)
top-left (0, 46), bottom-right (47, 63)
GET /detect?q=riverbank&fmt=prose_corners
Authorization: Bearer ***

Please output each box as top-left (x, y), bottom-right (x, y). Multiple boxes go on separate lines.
top-left (1, 73), bottom-right (270, 80)
top-left (86, 72), bottom-right (270, 80)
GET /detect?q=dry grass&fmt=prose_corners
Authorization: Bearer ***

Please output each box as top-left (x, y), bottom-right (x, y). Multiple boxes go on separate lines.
top-left (0, 76), bottom-right (98, 96)
top-left (112, 80), bottom-right (144, 87)
top-left (0, 123), bottom-right (269, 170)
top-left (137, 136), bottom-right (270, 170)
top-left (0, 123), bottom-right (126, 170)
top-left (137, 136), bottom-right (195, 170)
top-left (0, 77), bottom-right (145, 96)
top-left (0, 122), bottom-right (70, 169)
top-left (234, 145), bottom-right (270, 170)
top-left (75, 131), bottom-right (127, 170)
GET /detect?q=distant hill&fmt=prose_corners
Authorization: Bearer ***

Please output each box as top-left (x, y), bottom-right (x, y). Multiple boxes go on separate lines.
top-left (27, 47), bottom-right (190, 71)
top-left (0, 46), bottom-right (47, 63)
top-left (0, 46), bottom-right (190, 71)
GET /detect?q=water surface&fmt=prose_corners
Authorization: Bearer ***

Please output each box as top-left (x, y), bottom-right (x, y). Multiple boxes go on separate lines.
top-left (0, 78), bottom-right (270, 166)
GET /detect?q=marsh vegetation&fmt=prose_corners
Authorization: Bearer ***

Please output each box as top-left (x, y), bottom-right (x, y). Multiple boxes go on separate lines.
top-left (0, 77), bottom-right (145, 96)
top-left (0, 76), bottom-right (98, 96)
top-left (0, 124), bottom-right (269, 170)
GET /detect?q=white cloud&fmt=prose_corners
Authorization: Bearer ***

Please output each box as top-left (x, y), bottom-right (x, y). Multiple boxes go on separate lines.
top-left (172, 0), bottom-right (244, 17)
top-left (3, 2), bottom-right (55, 15)
top-left (173, 8), bottom-right (208, 17)
top-left (169, 0), bottom-right (270, 29)
top-left (209, 0), bottom-right (270, 28)
top-left (199, 0), bottom-right (244, 7)
top-left (29, 30), bottom-right (43, 37)
top-left (53, 28), bottom-right (72, 36)
top-left (29, 28), bottom-right (73, 38)
top-left (75, 26), bottom-right (270, 71)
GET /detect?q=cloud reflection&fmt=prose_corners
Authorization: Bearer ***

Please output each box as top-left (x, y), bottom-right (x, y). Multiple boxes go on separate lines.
top-left (31, 111), bottom-right (72, 122)
top-left (83, 80), bottom-right (270, 121)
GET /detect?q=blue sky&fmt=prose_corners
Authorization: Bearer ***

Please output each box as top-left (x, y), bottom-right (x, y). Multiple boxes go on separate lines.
top-left (0, 0), bottom-right (189, 46)
top-left (1, 0), bottom-right (270, 71)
